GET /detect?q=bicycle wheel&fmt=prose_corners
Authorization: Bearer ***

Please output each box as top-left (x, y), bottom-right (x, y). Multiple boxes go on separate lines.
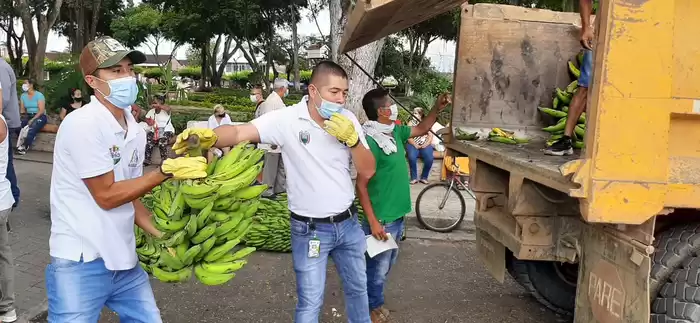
top-left (415, 182), bottom-right (466, 233)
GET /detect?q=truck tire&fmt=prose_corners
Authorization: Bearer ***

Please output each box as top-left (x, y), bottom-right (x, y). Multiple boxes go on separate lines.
top-left (651, 224), bottom-right (700, 322)
top-left (507, 257), bottom-right (577, 315)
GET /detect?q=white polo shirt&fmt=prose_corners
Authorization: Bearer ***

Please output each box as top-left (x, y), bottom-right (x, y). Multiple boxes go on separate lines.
top-left (251, 99), bottom-right (368, 218)
top-left (49, 96), bottom-right (146, 270)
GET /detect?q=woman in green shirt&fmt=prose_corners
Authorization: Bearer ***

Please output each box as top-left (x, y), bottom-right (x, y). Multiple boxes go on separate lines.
top-left (359, 89), bottom-right (450, 322)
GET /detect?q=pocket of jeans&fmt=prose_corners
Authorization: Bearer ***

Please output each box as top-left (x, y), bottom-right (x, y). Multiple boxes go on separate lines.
top-left (50, 257), bottom-right (83, 269)
top-left (290, 218), bottom-right (309, 236)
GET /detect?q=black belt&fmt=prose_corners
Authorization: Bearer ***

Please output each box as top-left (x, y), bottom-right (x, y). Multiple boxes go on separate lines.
top-left (291, 205), bottom-right (357, 224)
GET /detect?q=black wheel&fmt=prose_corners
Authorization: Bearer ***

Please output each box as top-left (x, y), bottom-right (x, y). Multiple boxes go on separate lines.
top-left (651, 224), bottom-right (700, 322)
top-left (507, 257), bottom-right (577, 316)
top-left (414, 182), bottom-right (466, 233)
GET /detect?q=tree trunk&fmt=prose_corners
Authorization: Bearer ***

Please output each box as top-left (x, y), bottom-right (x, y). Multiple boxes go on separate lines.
top-left (199, 42), bottom-right (208, 90)
top-left (329, 0), bottom-right (385, 122)
top-left (18, 0), bottom-right (64, 83)
top-left (291, 4), bottom-right (300, 90)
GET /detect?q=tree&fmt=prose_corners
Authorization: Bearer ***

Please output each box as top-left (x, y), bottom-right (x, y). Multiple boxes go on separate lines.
top-left (54, 0), bottom-right (124, 53)
top-left (0, 0), bottom-right (26, 75)
top-left (17, 0), bottom-right (64, 83)
top-left (398, 9), bottom-right (459, 94)
top-left (329, 0), bottom-right (386, 122)
top-left (111, 3), bottom-right (180, 69)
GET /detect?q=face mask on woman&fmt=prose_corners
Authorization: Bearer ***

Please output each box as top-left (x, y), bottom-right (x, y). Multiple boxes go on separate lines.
top-left (21, 84), bottom-right (29, 92)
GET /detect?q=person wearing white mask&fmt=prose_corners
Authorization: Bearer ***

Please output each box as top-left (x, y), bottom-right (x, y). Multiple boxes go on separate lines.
top-left (251, 85), bottom-right (265, 118)
top-left (47, 36), bottom-right (208, 322)
top-left (358, 89), bottom-right (450, 322)
top-left (256, 78), bottom-right (289, 196)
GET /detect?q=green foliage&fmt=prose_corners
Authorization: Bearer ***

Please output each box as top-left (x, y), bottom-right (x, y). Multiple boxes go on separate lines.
top-left (134, 66), bottom-right (145, 75)
top-left (412, 71), bottom-right (452, 97)
top-left (177, 66), bottom-right (201, 79)
top-left (110, 4), bottom-right (163, 49)
top-left (40, 64), bottom-right (87, 114)
top-left (408, 92), bottom-right (452, 126)
top-left (143, 67), bottom-right (164, 79)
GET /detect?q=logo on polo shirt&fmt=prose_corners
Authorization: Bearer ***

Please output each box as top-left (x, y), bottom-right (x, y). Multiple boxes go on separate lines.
top-left (128, 150), bottom-right (139, 167)
top-left (299, 130), bottom-right (310, 145)
top-left (109, 145), bottom-right (121, 165)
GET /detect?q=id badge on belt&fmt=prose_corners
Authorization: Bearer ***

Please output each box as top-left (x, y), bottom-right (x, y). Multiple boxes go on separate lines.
top-left (308, 222), bottom-right (320, 258)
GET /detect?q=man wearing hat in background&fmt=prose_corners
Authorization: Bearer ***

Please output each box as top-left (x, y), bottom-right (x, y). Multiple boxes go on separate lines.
top-left (46, 36), bottom-right (208, 322)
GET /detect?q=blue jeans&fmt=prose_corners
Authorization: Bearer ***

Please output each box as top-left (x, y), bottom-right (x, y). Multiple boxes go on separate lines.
top-left (45, 257), bottom-right (161, 323)
top-left (291, 214), bottom-right (370, 323)
top-left (578, 50), bottom-right (593, 88)
top-left (406, 144), bottom-right (434, 180)
top-left (20, 114), bottom-right (47, 149)
top-left (6, 128), bottom-right (19, 206)
top-left (360, 218), bottom-right (404, 310)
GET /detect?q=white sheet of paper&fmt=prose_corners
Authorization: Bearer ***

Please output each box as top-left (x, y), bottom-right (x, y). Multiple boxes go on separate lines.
top-left (365, 233), bottom-right (399, 258)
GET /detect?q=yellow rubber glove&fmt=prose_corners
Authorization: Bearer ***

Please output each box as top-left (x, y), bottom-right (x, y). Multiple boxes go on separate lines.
top-left (172, 128), bottom-right (218, 155)
top-left (323, 113), bottom-right (359, 147)
top-left (160, 157), bottom-right (208, 179)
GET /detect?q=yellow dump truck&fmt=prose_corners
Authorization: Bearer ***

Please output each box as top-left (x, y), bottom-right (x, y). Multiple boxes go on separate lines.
top-left (342, 0), bottom-right (700, 322)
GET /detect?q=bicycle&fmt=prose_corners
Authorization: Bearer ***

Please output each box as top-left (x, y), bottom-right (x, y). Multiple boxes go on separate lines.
top-left (414, 156), bottom-right (475, 233)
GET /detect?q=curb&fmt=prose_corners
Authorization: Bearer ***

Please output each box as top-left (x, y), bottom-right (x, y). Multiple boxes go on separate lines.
top-left (404, 215), bottom-right (475, 234)
top-left (18, 299), bottom-right (48, 323)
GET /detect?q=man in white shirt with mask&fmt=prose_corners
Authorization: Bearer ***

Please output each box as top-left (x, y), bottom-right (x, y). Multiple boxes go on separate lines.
top-left (256, 78), bottom-right (289, 196)
top-left (47, 36), bottom-right (208, 322)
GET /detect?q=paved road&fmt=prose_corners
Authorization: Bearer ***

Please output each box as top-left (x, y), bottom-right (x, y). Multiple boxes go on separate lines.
top-left (31, 240), bottom-right (566, 323)
top-left (10, 156), bottom-right (566, 323)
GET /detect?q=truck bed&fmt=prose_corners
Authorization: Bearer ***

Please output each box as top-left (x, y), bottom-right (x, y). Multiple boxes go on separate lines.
top-left (446, 140), bottom-right (579, 193)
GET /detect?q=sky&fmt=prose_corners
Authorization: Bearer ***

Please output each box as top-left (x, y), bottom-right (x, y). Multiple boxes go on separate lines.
top-left (14, 5), bottom-right (457, 73)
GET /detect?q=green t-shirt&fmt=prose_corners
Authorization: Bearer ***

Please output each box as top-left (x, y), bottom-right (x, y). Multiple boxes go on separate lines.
top-left (366, 125), bottom-right (412, 223)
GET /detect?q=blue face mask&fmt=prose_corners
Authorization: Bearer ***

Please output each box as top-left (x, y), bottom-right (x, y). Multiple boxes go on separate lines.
top-left (311, 88), bottom-right (344, 119)
top-left (98, 76), bottom-right (138, 109)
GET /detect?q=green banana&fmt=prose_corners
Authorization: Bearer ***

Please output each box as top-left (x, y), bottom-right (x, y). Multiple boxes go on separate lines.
top-left (196, 201), bottom-right (215, 229)
top-left (555, 88), bottom-right (572, 105)
top-left (573, 141), bottom-right (585, 149)
top-left (552, 97), bottom-right (560, 110)
top-left (137, 243), bottom-right (156, 256)
top-left (568, 60), bottom-right (581, 79)
top-left (538, 107), bottom-right (567, 119)
top-left (167, 190), bottom-right (186, 220)
top-left (139, 261), bottom-right (152, 274)
top-left (243, 201), bottom-right (260, 218)
top-left (163, 231), bottom-right (186, 247)
top-left (230, 247), bottom-right (256, 261)
top-left (232, 185), bottom-right (268, 200)
top-left (219, 218), bottom-right (252, 243)
top-left (209, 150), bottom-right (262, 182)
top-left (565, 80), bottom-right (579, 93)
top-left (153, 215), bottom-right (190, 233)
top-left (228, 200), bottom-right (241, 212)
top-left (181, 244), bottom-right (202, 266)
top-left (175, 242), bottom-right (189, 260)
top-left (213, 197), bottom-right (236, 211)
top-left (153, 206), bottom-right (168, 220)
top-left (184, 193), bottom-right (219, 210)
top-left (180, 180), bottom-right (220, 199)
top-left (206, 155), bottom-right (219, 176)
top-left (213, 141), bottom-right (250, 174)
top-left (211, 211), bottom-right (231, 222)
top-left (194, 264), bottom-right (236, 286)
top-left (215, 214), bottom-right (243, 237)
top-left (579, 112), bottom-right (586, 124)
top-left (185, 214), bottom-right (198, 238)
top-left (215, 162), bottom-right (264, 196)
top-left (152, 266), bottom-right (192, 283)
top-left (159, 247), bottom-right (185, 271)
top-left (542, 122), bottom-right (567, 133)
top-left (488, 136), bottom-right (517, 144)
top-left (195, 236), bottom-right (218, 262)
top-left (204, 238), bottom-right (242, 262)
top-left (575, 125), bottom-right (586, 138)
top-left (201, 260), bottom-right (247, 274)
top-left (191, 223), bottom-right (217, 244)
top-left (562, 106), bottom-right (569, 113)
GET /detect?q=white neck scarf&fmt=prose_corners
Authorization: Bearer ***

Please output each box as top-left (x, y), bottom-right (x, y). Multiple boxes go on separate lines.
top-left (362, 121), bottom-right (397, 155)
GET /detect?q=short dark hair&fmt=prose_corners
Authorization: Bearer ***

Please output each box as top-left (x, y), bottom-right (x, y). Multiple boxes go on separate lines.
top-left (362, 88), bottom-right (389, 121)
top-left (310, 61), bottom-right (347, 86)
top-left (153, 94), bottom-right (165, 104)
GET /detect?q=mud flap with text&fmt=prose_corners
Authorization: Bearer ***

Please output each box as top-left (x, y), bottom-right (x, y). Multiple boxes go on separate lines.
top-left (575, 224), bottom-right (650, 323)
top-left (477, 229), bottom-right (506, 283)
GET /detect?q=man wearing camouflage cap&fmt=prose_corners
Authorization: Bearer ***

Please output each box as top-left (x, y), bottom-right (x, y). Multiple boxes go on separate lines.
top-left (46, 36), bottom-right (208, 322)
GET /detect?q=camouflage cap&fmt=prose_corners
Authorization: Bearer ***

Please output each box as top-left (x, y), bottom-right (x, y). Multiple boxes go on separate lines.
top-left (79, 36), bottom-right (146, 76)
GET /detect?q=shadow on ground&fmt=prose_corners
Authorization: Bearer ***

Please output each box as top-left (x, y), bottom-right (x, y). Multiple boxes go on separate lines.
top-left (32, 240), bottom-right (567, 323)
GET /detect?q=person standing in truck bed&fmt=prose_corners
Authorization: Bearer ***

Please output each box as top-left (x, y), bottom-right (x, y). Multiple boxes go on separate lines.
top-left (545, 0), bottom-right (594, 156)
